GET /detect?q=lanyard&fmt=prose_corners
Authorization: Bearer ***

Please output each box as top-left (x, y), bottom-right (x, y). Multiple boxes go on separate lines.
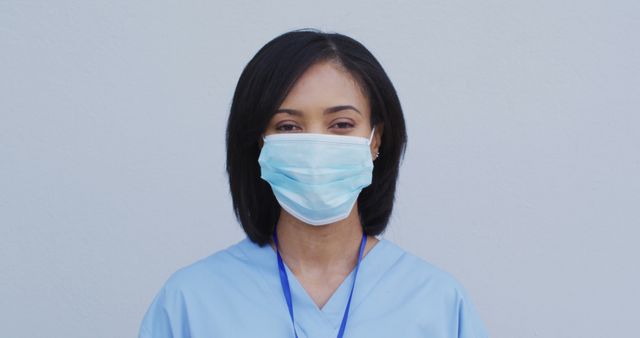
top-left (272, 228), bottom-right (367, 338)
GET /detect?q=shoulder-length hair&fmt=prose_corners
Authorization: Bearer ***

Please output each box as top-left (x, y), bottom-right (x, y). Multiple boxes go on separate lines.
top-left (226, 28), bottom-right (407, 246)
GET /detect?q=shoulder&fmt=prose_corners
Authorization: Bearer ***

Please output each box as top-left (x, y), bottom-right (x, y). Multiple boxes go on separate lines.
top-left (379, 239), bottom-right (489, 337)
top-left (138, 237), bottom-right (265, 337)
top-left (381, 239), bottom-right (469, 295)
top-left (380, 239), bottom-right (478, 303)
top-left (160, 237), bottom-right (259, 293)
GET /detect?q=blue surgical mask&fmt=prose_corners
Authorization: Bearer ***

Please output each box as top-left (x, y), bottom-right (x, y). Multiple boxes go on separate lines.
top-left (258, 128), bottom-right (376, 226)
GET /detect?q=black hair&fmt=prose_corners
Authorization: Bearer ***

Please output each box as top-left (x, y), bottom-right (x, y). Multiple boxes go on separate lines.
top-left (226, 28), bottom-right (407, 246)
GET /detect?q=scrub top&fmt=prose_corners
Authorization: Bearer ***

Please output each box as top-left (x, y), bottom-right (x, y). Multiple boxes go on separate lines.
top-left (138, 237), bottom-right (489, 338)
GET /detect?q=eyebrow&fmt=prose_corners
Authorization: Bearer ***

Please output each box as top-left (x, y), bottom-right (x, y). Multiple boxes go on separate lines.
top-left (276, 105), bottom-right (362, 116)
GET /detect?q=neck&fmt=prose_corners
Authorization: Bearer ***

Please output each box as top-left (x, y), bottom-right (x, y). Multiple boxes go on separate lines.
top-left (272, 205), bottom-right (372, 275)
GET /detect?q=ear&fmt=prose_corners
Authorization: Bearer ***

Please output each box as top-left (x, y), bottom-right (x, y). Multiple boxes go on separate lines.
top-left (370, 123), bottom-right (384, 160)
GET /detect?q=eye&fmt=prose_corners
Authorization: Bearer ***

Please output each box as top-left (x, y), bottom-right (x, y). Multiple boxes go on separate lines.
top-left (330, 121), bottom-right (355, 129)
top-left (275, 122), bottom-right (301, 132)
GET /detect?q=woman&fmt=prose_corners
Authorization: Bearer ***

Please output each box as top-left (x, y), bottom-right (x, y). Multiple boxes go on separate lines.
top-left (138, 28), bottom-right (488, 338)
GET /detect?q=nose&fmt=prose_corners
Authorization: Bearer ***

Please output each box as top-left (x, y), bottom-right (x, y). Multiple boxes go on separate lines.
top-left (304, 121), bottom-right (327, 134)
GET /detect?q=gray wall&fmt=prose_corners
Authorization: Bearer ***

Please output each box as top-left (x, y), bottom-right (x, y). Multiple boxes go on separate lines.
top-left (1, 1), bottom-right (638, 337)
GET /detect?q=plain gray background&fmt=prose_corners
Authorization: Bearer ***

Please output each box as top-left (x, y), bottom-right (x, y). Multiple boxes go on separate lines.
top-left (1, 1), bottom-right (639, 337)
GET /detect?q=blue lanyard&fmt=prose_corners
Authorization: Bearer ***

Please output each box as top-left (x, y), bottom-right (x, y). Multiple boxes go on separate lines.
top-left (272, 228), bottom-right (367, 338)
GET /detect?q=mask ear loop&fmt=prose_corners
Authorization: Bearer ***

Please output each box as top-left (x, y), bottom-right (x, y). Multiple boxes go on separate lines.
top-left (367, 126), bottom-right (376, 145)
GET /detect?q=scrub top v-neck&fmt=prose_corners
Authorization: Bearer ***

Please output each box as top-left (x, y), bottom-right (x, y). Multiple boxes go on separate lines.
top-left (138, 237), bottom-right (489, 338)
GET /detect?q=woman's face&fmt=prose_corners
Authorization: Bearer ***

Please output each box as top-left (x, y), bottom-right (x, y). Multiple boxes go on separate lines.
top-left (264, 61), bottom-right (382, 157)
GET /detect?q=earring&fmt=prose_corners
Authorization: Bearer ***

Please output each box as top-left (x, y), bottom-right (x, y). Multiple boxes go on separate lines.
top-left (374, 151), bottom-right (380, 159)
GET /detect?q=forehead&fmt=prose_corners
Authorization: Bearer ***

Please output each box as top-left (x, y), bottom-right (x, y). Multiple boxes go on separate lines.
top-left (279, 61), bottom-right (369, 113)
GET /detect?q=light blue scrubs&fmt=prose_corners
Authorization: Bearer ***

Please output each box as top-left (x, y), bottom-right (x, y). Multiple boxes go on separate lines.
top-left (138, 237), bottom-right (489, 338)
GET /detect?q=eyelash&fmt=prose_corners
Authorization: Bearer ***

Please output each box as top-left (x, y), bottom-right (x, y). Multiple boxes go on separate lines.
top-left (330, 121), bottom-right (354, 129)
top-left (274, 121), bottom-right (355, 132)
top-left (275, 123), bottom-right (301, 132)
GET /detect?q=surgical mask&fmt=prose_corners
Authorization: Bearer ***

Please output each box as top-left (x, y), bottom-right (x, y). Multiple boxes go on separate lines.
top-left (258, 128), bottom-right (376, 226)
